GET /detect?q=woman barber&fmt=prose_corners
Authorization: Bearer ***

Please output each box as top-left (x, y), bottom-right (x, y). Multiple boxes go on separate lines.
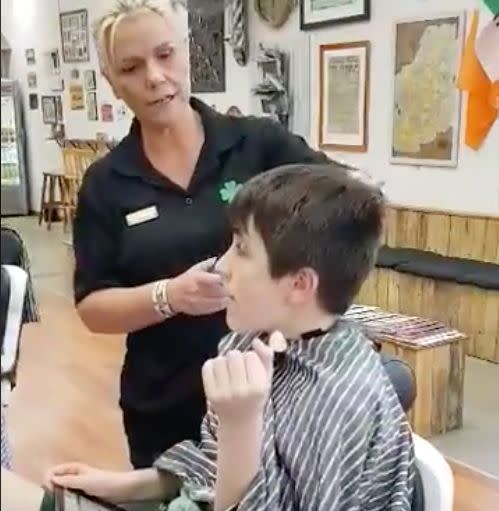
top-left (75, 0), bottom-right (333, 469)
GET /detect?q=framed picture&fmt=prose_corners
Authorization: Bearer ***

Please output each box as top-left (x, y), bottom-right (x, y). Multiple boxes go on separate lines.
top-left (27, 72), bottom-right (37, 89)
top-left (390, 12), bottom-right (465, 167)
top-left (41, 96), bottom-right (57, 124)
top-left (189, 0), bottom-right (226, 93)
top-left (84, 70), bottom-right (96, 91)
top-left (69, 84), bottom-right (85, 110)
top-left (29, 94), bottom-right (39, 110)
top-left (60, 9), bottom-right (90, 63)
top-left (71, 69), bottom-right (80, 80)
top-left (301, 0), bottom-right (370, 31)
top-left (87, 92), bottom-right (98, 121)
top-left (55, 96), bottom-right (63, 122)
top-left (101, 103), bottom-right (114, 122)
top-left (318, 41), bottom-right (370, 152)
top-left (25, 48), bottom-right (35, 65)
top-left (47, 49), bottom-right (61, 75)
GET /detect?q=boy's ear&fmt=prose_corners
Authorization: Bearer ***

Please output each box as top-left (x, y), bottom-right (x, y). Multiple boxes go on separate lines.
top-left (288, 267), bottom-right (319, 304)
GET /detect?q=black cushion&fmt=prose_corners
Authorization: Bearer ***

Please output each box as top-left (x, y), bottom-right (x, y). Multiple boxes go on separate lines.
top-left (456, 268), bottom-right (499, 289)
top-left (0, 228), bottom-right (24, 267)
top-left (376, 246), bottom-right (419, 268)
top-left (375, 246), bottom-right (499, 290)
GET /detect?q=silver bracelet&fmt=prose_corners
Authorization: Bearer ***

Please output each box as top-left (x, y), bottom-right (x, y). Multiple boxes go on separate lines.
top-left (152, 280), bottom-right (175, 318)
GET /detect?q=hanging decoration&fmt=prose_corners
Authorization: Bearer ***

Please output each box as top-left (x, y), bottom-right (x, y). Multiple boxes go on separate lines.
top-left (255, 0), bottom-right (294, 28)
top-left (252, 45), bottom-right (290, 126)
top-left (228, 0), bottom-right (248, 66)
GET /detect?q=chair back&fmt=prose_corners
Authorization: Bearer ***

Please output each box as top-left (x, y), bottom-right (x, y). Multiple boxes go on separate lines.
top-left (413, 434), bottom-right (454, 511)
top-left (1, 265), bottom-right (28, 405)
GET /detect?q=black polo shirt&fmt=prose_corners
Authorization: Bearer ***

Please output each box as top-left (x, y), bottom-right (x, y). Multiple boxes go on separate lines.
top-left (73, 98), bottom-right (328, 415)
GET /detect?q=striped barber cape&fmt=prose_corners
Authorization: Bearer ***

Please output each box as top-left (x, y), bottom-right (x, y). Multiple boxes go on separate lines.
top-left (155, 320), bottom-right (415, 510)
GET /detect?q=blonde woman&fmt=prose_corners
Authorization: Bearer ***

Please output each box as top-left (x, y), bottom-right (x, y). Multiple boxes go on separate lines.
top-left (72, 0), bottom-right (330, 470)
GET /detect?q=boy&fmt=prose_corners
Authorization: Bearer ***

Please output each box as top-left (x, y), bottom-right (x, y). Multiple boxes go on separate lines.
top-left (3, 163), bottom-right (415, 510)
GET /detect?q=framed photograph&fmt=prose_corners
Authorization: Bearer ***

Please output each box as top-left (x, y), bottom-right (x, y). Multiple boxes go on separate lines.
top-left (29, 94), bottom-right (39, 110)
top-left (27, 72), bottom-right (37, 89)
top-left (87, 92), bottom-right (98, 121)
top-left (60, 9), bottom-right (90, 63)
top-left (301, 0), bottom-right (370, 31)
top-left (69, 84), bottom-right (85, 110)
top-left (41, 96), bottom-right (57, 124)
top-left (390, 12), bottom-right (465, 167)
top-left (83, 70), bottom-right (96, 91)
top-left (318, 41), bottom-right (370, 152)
top-left (25, 48), bottom-right (35, 65)
top-left (55, 96), bottom-right (63, 122)
top-left (101, 103), bottom-right (114, 122)
top-left (47, 48), bottom-right (61, 75)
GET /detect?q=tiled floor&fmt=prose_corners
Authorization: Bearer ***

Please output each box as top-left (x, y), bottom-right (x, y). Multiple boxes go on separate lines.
top-left (5, 215), bottom-right (499, 478)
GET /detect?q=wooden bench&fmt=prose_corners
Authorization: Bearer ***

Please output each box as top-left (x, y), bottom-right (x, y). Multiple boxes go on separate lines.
top-left (346, 305), bottom-right (467, 438)
top-left (358, 205), bottom-right (499, 363)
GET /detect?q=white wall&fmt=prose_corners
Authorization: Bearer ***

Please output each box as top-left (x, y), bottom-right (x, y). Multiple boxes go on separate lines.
top-left (3, 0), bottom-right (498, 215)
top-left (244, 0), bottom-right (498, 216)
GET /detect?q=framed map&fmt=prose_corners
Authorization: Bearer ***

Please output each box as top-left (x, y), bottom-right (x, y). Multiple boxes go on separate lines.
top-left (390, 12), bottom-right (465, 167)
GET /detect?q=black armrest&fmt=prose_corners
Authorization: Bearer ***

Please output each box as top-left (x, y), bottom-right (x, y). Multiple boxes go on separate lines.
top-left (0, 267), bottom-right (11, 352)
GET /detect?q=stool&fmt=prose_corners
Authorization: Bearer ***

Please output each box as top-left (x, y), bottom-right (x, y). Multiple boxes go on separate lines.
top-left (38, 172), bottom-right (72, 231)
top-left (346, 305), bottom-right (467, 438)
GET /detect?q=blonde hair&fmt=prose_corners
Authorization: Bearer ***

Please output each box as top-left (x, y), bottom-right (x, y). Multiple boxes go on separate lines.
top-left (93, 0), bottom-right (188, 73)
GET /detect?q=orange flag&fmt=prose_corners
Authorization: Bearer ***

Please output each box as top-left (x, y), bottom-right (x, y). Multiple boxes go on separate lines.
top-left (456, 10), bottom-right (497, 150)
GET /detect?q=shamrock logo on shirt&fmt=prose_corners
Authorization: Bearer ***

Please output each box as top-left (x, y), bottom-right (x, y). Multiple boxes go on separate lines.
top-left (219, 180), bottom-right (243, 203)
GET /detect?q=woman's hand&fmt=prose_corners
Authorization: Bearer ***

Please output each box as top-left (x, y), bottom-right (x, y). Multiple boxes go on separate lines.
top-left (168, 257), bottom-right (229, 316)
top-left (44, 463), bottom-right (136, 504)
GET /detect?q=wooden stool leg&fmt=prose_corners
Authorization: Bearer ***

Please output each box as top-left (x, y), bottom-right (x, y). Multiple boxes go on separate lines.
top-left (38, 175), bottom-right (48, 225)
top-left (47, 176), bottom-right (56, 230)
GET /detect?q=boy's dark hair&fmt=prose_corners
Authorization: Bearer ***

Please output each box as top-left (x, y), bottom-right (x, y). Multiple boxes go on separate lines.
top-left (228, 163), bottom-right (385, 314)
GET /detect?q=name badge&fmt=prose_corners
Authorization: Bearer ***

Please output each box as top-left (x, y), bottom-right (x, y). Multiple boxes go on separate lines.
top-left (126, 206), bottom-right (159, 226)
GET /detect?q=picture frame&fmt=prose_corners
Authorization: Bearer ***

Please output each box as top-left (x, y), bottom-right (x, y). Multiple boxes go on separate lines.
top-left (69, 84), bottom-right (85, 110)
top-left (389, 12), bottom-right (465, 167)
top-left (25, 48), bottom-right (35, 65)
top-left (101, 103), bottom-right (114, 122)
top-left (41, 95), bottom-right (57, 124)
top-left (27, 72), bottom-right (37, 89)
top-left (87, 92), bottom-right (98, 121)
top-left (29, 94), bottom-right (39, 110)
top-left (83, 70), bottom-right (96, 91)
top-left (318, 40), bottom-right (370, 152)
top-left (60, 9), bottom-right (90, 63)
top-left (55, 96), bottom-right (63, 122)
top-left (300, 0), bottom-right (370, 31)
